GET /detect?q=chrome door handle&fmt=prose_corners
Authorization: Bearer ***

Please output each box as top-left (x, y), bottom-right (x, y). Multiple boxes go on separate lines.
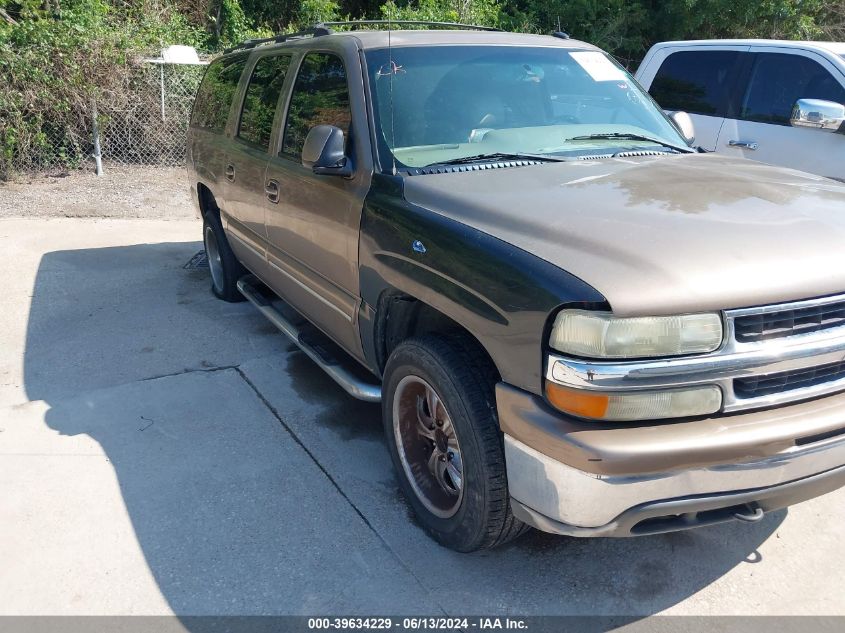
top-left (225, 163), bottom-right (236, 181)
top-left (728, 140), bottom-right (759, 151)
top-left (265, 179), bottom-right (280, 204)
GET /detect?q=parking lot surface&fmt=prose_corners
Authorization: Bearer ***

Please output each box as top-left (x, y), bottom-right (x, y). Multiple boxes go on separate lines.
top-left (1, 217), bottom-right (844, 617)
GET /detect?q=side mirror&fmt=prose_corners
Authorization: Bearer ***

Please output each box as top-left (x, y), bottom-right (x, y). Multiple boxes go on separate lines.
top-left (302, 125), bottom-right (353, 177)
top-left (668, 111), bottom-right (695, 145)
top-left (790, 99), bottom-right (845, 132)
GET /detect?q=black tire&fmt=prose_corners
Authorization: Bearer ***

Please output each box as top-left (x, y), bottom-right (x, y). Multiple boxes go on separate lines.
top-left (382, 334), bottom-right (529, 552)
top-left (202, 210), bottom-right (246, 302)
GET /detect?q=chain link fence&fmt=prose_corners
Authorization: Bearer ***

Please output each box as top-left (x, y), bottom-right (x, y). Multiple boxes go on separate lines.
top-left (98, 62), bottom-right (205, 166)
top-left (3, 58), bottom-right (207, 177)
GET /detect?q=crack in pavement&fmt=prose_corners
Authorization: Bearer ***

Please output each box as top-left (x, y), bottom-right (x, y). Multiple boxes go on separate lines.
top-left (233, 366), bottom-right (449, 617)
top-left (136, 364), bottom-right (241, 384)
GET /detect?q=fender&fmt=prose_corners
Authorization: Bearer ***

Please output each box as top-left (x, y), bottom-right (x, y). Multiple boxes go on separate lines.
top-left (358, 173), bottom-right (607, 395)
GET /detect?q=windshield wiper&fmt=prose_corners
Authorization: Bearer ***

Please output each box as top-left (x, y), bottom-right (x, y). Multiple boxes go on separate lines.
top-left (425, 152), bottom-right (568, 167)
top-left (566, 133), bottom-right (693, 154)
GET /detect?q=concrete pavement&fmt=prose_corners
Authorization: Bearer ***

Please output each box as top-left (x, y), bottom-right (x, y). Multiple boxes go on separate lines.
top-left (1, 218), bottom-right (844, 616)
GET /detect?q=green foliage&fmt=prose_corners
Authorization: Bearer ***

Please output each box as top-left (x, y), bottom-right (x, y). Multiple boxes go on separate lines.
top-left (0, 0), bottom-right (207, 177)
top-left (379, 0), bottom-right (502, 26)
top-left (299, 0), bottom-right (342, 25)
top-left (1, 0), bottom-right (843, 178)
top-left (673, 0), bottom-right (827, 40)
top-left (211, 0), bottom-right (263, 47)
top-left (503, 0), bottom-right (650, 64)
top-left (502, 0), bottom-right (835, 66)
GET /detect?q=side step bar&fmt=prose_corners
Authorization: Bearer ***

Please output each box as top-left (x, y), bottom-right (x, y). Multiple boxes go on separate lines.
top-left (237, 275), bottom-right (382, 403)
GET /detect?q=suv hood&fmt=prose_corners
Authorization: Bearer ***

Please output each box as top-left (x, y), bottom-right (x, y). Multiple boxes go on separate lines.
top-left (402, 153), bottom-right (845, 316)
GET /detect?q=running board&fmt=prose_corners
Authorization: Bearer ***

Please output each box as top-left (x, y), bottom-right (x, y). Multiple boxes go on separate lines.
top-left (237, 275), bottom-right (382, 402)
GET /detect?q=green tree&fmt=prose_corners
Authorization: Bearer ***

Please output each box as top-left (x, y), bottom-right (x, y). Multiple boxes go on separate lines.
top-left (379, 0), bottom-right (502, 26)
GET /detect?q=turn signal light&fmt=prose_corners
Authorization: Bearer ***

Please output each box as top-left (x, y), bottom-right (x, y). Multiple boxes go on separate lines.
top-left (545, 382), bottom-right (722, 422)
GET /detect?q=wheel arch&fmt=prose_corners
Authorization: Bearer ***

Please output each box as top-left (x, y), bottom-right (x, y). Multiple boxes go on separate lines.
top-left (372, 289), bottom-right (500, 382)
top-left (196, 182), bottom-right (218, 220)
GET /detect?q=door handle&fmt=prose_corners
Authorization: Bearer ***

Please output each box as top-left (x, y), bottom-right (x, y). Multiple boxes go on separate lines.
top-left (265, 179), bottom-right (280, 204)
top-left (225, 163), bottom-right (236, 181)
top-left (728, 140), bottom-right (759, 151)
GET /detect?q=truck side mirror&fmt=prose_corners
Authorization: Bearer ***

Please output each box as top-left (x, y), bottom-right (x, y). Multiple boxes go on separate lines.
top-left (790, 99), bottom-right (845, 132)
top-left (302, 125), bottom-right (354, 177)
top-left (668, 111), bottom-right (695, 145)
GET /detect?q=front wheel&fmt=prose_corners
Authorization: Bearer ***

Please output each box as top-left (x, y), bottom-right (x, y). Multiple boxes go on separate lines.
top-left (382, 334), bottom-right (528, 552)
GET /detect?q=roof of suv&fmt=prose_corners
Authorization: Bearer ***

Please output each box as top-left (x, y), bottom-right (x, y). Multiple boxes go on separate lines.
top-left (226, 29), bottom-right (599, 56)
top-left (344, 29), bottom-right (597, 50)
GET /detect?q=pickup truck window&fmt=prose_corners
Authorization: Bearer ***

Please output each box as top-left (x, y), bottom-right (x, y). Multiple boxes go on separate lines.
top-left (191, 53), bottom-right (249, 133)
top-left (649, 50), bottom-right (740, 116)
top-left (365, 46), bottom-right (685, 169)
top-left (281, 52), bottom-right (351, 158)
top-left (238, 54), bottom-right (292, 149)
top-left (740, 53), bottom-right (845, 126)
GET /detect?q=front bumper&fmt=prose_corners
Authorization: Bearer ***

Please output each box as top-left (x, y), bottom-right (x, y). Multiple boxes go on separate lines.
top-left (497, 383), bottom-right (845, 536)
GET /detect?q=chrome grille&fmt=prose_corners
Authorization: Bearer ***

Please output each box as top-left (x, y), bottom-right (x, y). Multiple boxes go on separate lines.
top-left (734, 299), bottom-right (845, 342)
top-left (734, 359), bottom-right (845, 399)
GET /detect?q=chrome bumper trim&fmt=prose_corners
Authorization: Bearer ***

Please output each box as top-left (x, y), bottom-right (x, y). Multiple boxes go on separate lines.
top-left (548, 299), bottom-right (845, 412)
top-left (504, 432), bottom-right (845, 529)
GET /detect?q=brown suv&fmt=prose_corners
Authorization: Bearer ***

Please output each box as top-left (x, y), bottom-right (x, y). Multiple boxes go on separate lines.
top-left (187, 22), bottom-right (845, 551)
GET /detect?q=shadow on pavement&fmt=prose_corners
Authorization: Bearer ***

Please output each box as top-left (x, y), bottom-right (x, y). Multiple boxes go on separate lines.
top-left (259, 347), bottom-right (786, 615)
top-left (23, 243), bottom-right (784, 617)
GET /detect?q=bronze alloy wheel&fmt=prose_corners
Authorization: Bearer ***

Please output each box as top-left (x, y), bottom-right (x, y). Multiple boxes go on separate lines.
top-left (393, 375), bottom-right (464, 519)
top-left (204, 224), bottom-right (224, 293)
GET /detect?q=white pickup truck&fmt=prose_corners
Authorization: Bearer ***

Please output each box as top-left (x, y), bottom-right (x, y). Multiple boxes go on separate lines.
top-left (635, 39), bottom-right (845, 181)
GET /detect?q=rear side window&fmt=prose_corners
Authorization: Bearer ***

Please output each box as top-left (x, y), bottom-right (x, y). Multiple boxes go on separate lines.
top-left (192, 54), bottom-right (249, 132)
top-left (649, 50), bottom-right (741, 116)
top-left (282, 53), bottom-right (351, 158)
top-left (740, 53), bottom-right (845, 125)
top-left (238, 54), bottom-right (293, 148)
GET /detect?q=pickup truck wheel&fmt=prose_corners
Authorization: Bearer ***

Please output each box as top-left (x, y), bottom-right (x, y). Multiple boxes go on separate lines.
top-left (202, 213), bottom-right (246, 302)
top-left (383, 335), bottom-right (528, 552)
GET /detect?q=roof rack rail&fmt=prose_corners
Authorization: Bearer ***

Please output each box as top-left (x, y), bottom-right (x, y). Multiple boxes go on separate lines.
top-left (222, 20), bottom-right (501, 54)
top-left (317, 20), bottom-right (501, 32)
top-left (223, 25), bottom-right (332, 54)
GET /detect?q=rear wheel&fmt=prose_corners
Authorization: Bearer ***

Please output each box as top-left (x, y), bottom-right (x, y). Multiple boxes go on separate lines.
top-left (202, 211), bottom-right (246, 302)
top-left (382, 334), bottom-right (528, 551)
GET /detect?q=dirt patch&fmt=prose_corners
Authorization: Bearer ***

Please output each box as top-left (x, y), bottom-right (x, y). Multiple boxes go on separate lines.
top-left (0, 164), bottom-right (196, 220)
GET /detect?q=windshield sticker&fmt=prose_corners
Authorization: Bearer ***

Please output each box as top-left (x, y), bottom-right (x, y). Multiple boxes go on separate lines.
top-left (569, 51), bottom-right (627, 81)
top-left (377, 61), bottom-right (406, 78)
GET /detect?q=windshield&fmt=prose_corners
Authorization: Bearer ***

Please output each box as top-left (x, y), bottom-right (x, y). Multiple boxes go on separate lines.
top-left (364, 46), bottom-right (689, 170)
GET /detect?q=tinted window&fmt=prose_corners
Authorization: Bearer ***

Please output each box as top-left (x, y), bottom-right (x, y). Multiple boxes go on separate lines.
top-left (192, 54), bottom-right (249, 132)
top-left (282, 53), bottom-right (351, 157)
top-left (238, 54), bottom-right (292, 148)
top-left (741, 53), bottom-right (845, 125)
top-left (649, 50), bottom-right (740, 116)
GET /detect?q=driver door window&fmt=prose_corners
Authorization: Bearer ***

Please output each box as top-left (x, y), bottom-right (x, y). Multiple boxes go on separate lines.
top-left (715, 51), bottom-right (845, 180)
top-left (281, 53), bottom-right (351, 158)
top-left (740, 53), bottom-right (845, 125)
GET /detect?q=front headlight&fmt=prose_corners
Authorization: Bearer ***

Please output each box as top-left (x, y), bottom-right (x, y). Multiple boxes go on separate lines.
top-left (549, 310), bottom-right (723, 359)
